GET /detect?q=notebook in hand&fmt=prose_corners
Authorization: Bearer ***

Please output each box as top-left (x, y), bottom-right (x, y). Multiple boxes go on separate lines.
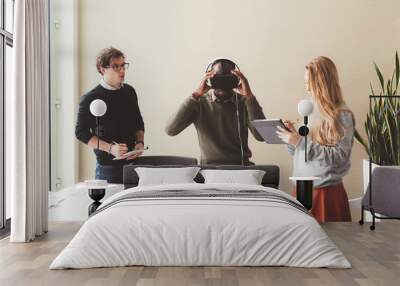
top-left (112, 147), bottom-right (148, 160)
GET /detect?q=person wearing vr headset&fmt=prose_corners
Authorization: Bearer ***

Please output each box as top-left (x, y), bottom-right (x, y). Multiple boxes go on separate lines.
top-left (166, 58), bottom-right (266, 165)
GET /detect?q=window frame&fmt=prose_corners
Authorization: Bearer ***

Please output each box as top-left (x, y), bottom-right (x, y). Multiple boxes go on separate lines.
top-left (0, 0), bottom-right (14, 231)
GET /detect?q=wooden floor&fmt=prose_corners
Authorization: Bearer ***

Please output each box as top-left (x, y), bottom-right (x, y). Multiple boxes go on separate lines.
top-left (0, 222), bottom-right (399, 286)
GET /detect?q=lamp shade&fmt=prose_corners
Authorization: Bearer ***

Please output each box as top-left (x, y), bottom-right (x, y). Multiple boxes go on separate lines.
top-left (298, 99), bottom-right (314, 117)
top-left (89, 99), bottom-right (107, 117)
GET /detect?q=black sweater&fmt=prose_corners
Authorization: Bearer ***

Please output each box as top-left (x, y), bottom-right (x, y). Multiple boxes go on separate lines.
top-left (75, 84), bottom-right (145, 165)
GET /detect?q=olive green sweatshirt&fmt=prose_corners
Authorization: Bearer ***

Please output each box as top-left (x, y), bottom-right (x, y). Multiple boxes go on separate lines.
top-left (165, 91), bottom-right (266, 165)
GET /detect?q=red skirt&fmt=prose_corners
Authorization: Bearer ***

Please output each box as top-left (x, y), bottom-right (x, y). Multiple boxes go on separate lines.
top-left (294, 183), bottom-right (352, 223)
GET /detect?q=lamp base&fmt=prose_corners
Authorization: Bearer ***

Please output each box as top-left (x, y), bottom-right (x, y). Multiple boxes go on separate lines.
top-left (88, 188), bottom-right (105, 216)
top-left (296, 180), bottom-right (313, 210)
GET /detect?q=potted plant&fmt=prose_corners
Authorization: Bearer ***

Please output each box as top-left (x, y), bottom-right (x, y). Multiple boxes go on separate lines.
top-left (354, 52), bottom-right (400, 220)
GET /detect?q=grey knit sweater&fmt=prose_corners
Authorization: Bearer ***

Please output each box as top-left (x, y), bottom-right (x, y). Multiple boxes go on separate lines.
top-left (288, 110), bottom-right (355, 188)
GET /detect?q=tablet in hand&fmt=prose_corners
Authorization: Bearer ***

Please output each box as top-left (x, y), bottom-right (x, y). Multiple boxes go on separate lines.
top-left (251, 119), bottom-right (291, 144)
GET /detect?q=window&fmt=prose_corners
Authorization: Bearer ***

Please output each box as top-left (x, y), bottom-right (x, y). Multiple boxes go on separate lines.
top-left (0, 0), bottom-right (14, 233)
top-left (5, 0), bottom-right (13, 33)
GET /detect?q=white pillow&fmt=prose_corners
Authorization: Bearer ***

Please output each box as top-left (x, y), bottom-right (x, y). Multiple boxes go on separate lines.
top-left (200, 169), bottom-right (266, 185)
top-left (135, 167), bottom-right (200, 186)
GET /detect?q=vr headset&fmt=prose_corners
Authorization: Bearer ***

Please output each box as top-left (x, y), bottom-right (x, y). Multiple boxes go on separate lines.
top-left (205, 58), bottom-right (240, 90)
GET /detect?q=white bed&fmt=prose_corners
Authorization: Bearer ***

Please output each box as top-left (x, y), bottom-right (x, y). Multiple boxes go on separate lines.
top-left (50, 183), bottom-right (351, 269)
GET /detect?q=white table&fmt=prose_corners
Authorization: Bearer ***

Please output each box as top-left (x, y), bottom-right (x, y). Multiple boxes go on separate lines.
top-left (49, 183), bottom-right (124, 221)
top-left (76, 183), bottom-right (123, 216)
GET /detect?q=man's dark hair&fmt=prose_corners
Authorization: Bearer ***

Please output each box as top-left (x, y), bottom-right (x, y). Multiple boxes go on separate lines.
top-left (96, 47), bottom-right (125, 74)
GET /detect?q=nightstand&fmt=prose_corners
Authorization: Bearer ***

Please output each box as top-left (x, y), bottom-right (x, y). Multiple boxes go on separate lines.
top-left (75, 182), bottom-right (124, 216)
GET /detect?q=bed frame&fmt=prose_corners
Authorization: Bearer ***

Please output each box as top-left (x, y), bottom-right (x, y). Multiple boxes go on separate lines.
top-left (123, 156), bottom-right (280, 189)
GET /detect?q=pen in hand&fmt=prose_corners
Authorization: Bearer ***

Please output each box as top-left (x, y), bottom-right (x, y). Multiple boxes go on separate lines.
top-left (110, 141), bottom-right (128, 158)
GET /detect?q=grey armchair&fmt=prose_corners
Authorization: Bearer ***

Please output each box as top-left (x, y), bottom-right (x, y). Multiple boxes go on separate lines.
top-left (361, 166), bottom-right (400, 230)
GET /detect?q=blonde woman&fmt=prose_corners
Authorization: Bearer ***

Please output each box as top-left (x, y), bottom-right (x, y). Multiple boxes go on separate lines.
top-left (277, 56), bottom-right (353, 222)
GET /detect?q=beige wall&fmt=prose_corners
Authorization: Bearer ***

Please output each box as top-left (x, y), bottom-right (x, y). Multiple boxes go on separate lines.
top-left (77, 0), bottom-right (400, 203)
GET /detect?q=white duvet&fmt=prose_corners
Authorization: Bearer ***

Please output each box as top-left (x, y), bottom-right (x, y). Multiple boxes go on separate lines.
top-left (50, 183), bottom-right (351, 269)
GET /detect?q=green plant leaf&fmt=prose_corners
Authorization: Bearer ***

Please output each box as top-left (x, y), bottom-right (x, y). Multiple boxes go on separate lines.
top-left (396, 51), bottom-right (399, 92)
top-left (384, 112), bottom-right (394, 161)
top-left (387, 79), bottom-right (392, 97)
top-left (374, 62), bottom-right (385, 93)
top-left (390, 71), bottom-right (395, 95)
top-left (365, 53), bottom-right (400, 165)
top-left (354, 129), bottom-right (369, 155)
top-left (370, 82), bottom-right (375, 96)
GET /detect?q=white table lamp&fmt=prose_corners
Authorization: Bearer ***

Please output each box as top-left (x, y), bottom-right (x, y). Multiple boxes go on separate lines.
top-left (297, 99), bottom-right (314, 162)
top-left (89, 99), bottom-right (107, 155)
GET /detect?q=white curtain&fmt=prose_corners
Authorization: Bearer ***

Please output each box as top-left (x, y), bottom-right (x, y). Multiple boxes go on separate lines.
top-left (9, 0), bottom-right (50, 242)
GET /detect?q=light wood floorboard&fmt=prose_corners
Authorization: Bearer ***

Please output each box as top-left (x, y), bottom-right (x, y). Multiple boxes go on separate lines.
top-left (0, 222), bottom-right (399, 286)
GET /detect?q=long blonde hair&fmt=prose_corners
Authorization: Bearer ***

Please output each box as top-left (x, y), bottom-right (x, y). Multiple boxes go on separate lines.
top-left (306, 56), bottom-right (352, 146)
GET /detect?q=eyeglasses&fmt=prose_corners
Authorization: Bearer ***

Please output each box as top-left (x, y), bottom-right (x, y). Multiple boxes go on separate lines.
top-left (106, 62), bottom-right (130, 72)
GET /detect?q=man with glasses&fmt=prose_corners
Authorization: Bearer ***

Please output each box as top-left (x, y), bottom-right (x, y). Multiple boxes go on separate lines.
top-left (75, 47), bottom-right (145, 183)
